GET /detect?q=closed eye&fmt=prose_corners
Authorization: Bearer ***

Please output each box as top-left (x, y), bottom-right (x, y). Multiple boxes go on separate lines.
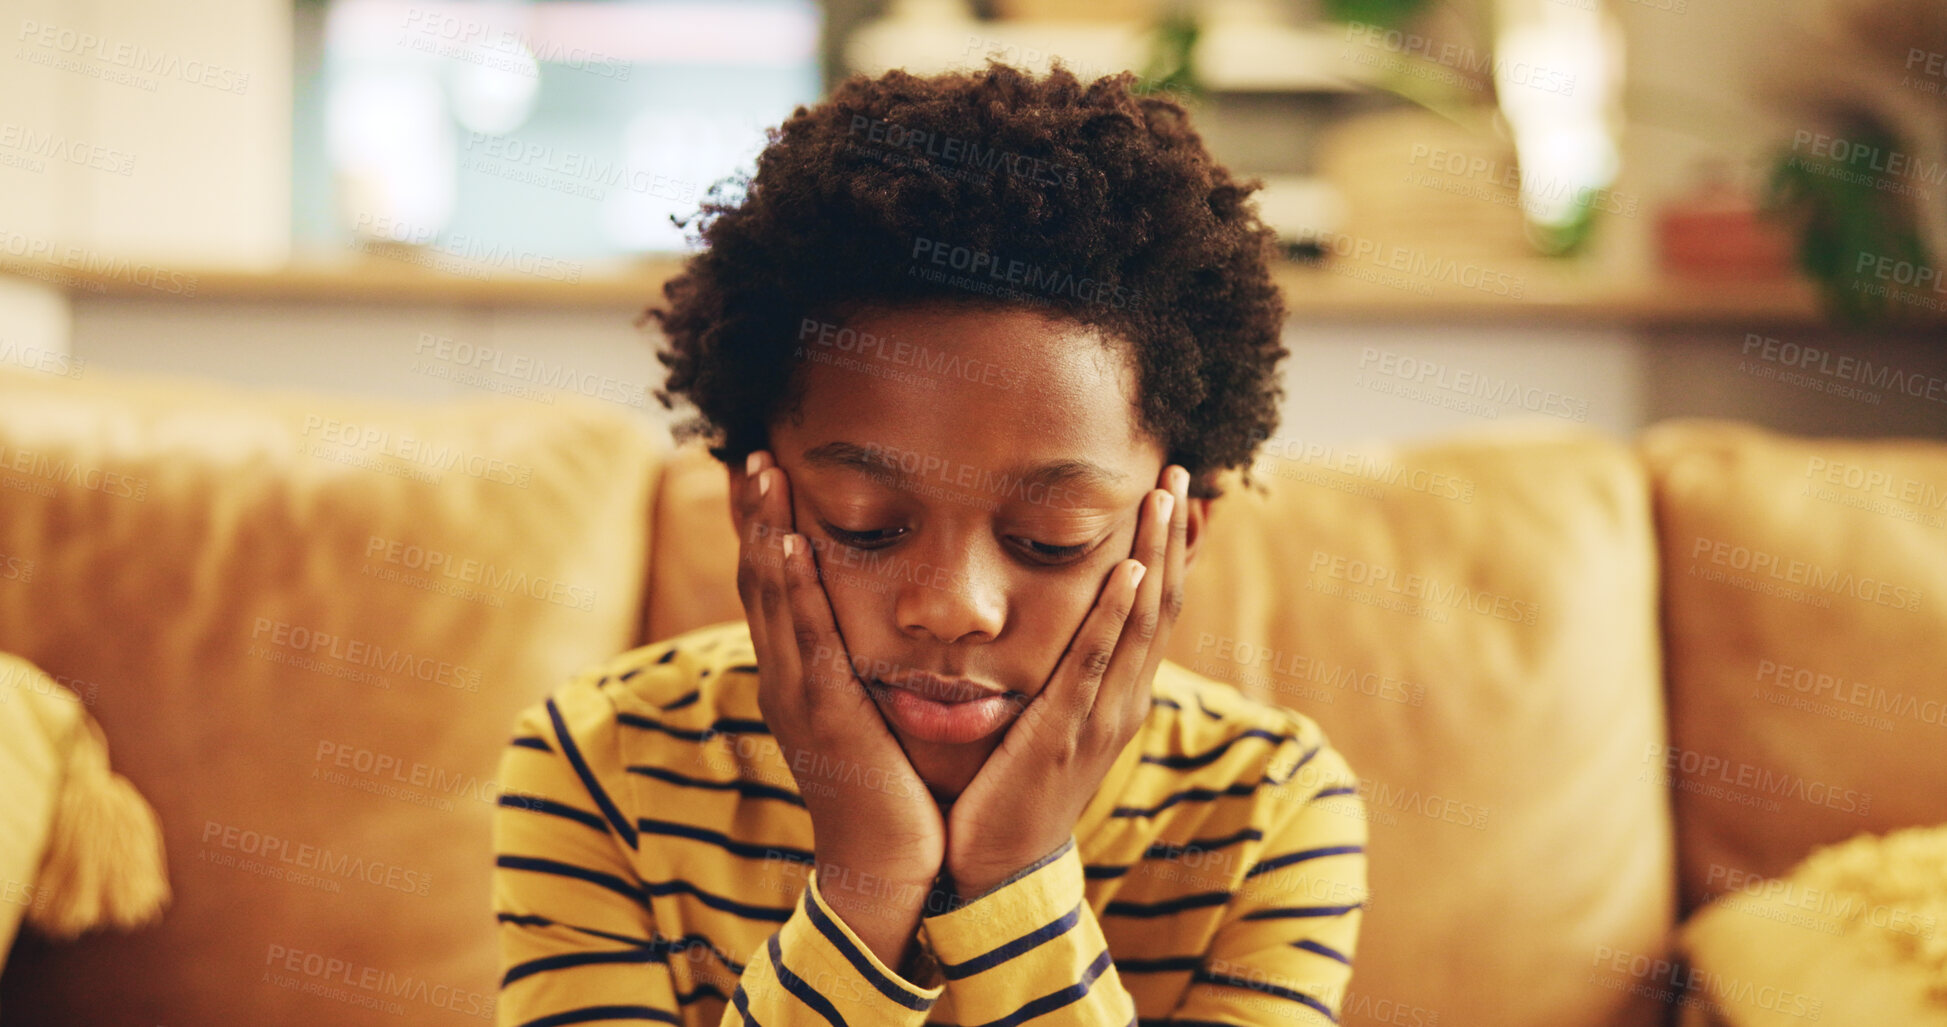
top-left (820, 523), bottom-right (905, 550)
top-left (1009, 537), bottom-right (1093, 565)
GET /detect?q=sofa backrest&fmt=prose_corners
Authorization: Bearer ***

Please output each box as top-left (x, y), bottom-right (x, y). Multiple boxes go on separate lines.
top-left (1641, 419), bottom-right (1947, 915)
top-left (0, 366), bottom-right (664, 1026)
top-left (645, 428), bottom-right (1676, 1027)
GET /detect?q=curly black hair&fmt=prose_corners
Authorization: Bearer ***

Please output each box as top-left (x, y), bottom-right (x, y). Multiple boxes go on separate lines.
top-left (643, 60), bottom-right (1286, 500)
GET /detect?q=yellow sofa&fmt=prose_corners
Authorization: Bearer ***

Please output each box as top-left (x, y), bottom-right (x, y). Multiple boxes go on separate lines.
top-left (0, 364), bottom-right (1941, 1027)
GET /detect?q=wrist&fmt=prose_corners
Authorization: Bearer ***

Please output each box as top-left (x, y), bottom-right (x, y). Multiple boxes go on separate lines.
top-left (948, 837), bottom-right (1074, 903)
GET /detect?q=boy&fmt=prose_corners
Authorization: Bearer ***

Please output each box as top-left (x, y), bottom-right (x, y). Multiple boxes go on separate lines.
top-left (492, 60), bottom-right (1366, 1026)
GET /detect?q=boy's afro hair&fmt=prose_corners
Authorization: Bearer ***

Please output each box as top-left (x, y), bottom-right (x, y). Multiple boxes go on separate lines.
top-left (643, 60), bottom-right (1286, 499)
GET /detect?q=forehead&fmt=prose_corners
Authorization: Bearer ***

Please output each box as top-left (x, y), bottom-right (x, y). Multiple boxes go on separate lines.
top-left (779, 305), bottom-right (1159, 480)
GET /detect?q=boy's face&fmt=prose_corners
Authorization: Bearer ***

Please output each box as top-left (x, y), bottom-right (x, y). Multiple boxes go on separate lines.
top-left (746, 303), bottom-right (1204, 805)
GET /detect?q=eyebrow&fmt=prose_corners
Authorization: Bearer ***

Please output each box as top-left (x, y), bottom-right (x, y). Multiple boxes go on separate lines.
top-left (801, 441), bottom-right (1128, 496)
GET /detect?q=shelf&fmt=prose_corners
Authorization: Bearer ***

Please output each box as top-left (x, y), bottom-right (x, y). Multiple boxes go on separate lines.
top-left (1, 250), bottom-right (1836, 326)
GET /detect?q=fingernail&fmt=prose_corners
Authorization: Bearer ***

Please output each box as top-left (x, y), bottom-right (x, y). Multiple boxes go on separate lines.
top-left (1172, 466), bottom-right (1189, 493)
top-left (759, 470), bottom-right (771, 497)
top-left (782, 533), bottom-right (799, 558)
top-left (1157, 491), bottom-right (1174, 521)
top-left (746, 451), bottom-right (761, 477)
top-left (1129, 561), bottom-right (1146, 586)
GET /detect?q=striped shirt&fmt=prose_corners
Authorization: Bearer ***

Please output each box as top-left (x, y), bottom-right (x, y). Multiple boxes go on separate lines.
top-left (492, 619), bottom-right (1367, 1026)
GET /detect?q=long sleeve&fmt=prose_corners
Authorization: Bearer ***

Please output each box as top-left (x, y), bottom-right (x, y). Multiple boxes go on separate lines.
top-left (915, 728), bottom-right (1368, 1026)
top-left (491, 673), bottom-right (946, 1026)
top-left (919, 837), bottom-right (1139, 1024)
top-left (1163, 732), bottom-right (1369, 1025)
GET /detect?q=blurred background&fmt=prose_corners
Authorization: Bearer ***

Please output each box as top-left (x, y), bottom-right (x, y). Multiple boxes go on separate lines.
top-left (2, 0), bottom-right (1942, 444)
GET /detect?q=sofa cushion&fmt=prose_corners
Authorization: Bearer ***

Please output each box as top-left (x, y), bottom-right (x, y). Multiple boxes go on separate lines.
top-left (0, 366), bottom-right (663, 1025)
top-left (1642, 419), bottom-right (1947, 916)
top-left (643, 427), bottom-right (1675, 1027)
top-left (0, 653), bottom-right (79, 975)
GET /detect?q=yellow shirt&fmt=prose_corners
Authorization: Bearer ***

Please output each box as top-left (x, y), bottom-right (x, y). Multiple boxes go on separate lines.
top-left (492, 619), bottom-right (1367, 1025)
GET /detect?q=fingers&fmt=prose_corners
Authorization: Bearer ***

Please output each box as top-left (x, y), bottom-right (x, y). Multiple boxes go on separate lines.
top-left (1140, 464), bottom-right (1191, 717)
top-left (1090, 470), bottom-right (1174, 718)
top-left (1041, 555), bottom-right (1147, 732)
top-left (780, 526), bottom-right (855, 704)
top-left (735, 450), bottom-right (803, 701)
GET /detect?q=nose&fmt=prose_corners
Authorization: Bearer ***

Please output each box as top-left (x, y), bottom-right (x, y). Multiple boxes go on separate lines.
top-left (893, 537), bottom-right (1006, 645)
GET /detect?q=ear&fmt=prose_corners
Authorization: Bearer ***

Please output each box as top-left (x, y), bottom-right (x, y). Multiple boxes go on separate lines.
top-left (1182, 495), bottom-right (1211, 575)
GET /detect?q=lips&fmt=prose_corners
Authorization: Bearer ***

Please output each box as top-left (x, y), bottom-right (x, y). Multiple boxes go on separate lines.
top-left (874, 669), bottom-right (1013, 706)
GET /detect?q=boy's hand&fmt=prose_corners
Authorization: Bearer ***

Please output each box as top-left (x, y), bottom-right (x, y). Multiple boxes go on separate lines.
top-left (736, 450), bottom-right (944, 966)
top-left (943, 464), bottom-right (1190, 900)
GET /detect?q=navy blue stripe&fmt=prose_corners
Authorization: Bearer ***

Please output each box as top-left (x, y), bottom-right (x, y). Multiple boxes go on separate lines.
top-left (503, 947), bottom-right (665, 987)
top-left (730, 981), bottom-right (763, 1027)
top-left (1112, 781), bottom-right (1260, 818)
top-left (1084, 863), bottom-right (1130, 879)
top-left (657, 648), bottom-right (679, 664)
top-left (516, 1004), bottom-right (680, 1026)
top-left (727, 663), bottom-right (760, 675)
top-left (510, 735), bottom-right (553, 752)
top-left (619, 667), bottom-right (646, 681)
top-left (1116, 955), bottom-right (1202, 973)
top-left (546, 697), bottom-right (638, 850)
top-left (1153, 698), bottom-right (1182, 710)
top-left (675, 981), bottom-right (730, 1006)
top-left (1138, 1020), bottom-right (1249, 1027)
top-left (801, 882), bottom-right (935, 1010)
top-left (939, 903), bottom-right (1081, 980)
top-left (493, 914), bottom-right (747, 972)
top-left (1244, 844), bottom-right (1364, 878)
top-left (497, 855), bottom-right (643, 904)
top-left (971, 946), bottom-right (1115, 1027)
top-left (1146, 827), bottom-right (1263, 861)
top-left (1312, 785), bottom-right (1358, 799)
top-left (1240, 902), bottom-right (1364, 921)
top-left (1193, 969), bottom-right (1338, 1022)
top-left (1195, 696), bottom-right (1224, 720)
top-left (1269, 743), bottom-right (1322, 786)
top-left (636, 818), bottom-right (815, 864)
top-left (617, 712), bottom-right (771, 741)
top-left (767, 932), bottom-right (849, 1027)
top-left (643, 877), bottom-right (794, 923)
top-left (1104, 890), bottom-right (1231, 918)
top-left (628, 765), bottom-right (806, 808)
top-left (499, 793), bottom-right (607, 833)
top-left (1292, 938), bottom-right (1352, 964)
top-left (1140, 728), bottom-right (1290, 770)
top-left (660, 689), bottom-right (700, 711)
